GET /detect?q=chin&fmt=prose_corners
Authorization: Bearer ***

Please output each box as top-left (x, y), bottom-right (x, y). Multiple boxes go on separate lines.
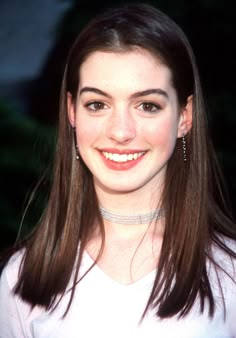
top-left (95, 180), bottom-right (146, 195)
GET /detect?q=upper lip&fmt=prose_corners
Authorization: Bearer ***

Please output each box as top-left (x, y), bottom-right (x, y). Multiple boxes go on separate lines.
top-left (99, 148), bottom-right (146, 154)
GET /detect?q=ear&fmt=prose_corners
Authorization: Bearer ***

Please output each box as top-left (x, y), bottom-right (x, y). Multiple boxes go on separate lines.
top-left (67, 92), bottom-right (76, 127)
top-left (177, 95), bottom-right (193, 138)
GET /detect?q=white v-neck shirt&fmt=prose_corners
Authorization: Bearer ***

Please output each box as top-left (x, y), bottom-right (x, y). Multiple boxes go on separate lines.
top-left (0, 242), bottom-right (236, 338)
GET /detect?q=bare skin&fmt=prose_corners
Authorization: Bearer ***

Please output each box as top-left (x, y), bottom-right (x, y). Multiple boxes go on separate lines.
top-left (86, 219), bottom-right (164, 284)
top-left (68, 49), bottom-right (192, 284)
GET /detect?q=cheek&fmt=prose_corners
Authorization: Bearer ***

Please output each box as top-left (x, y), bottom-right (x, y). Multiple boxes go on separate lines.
top-left (144, 117), bottom-right (178, 151)
top-left (76, 116), bottom-right (102, 146)
top-left (76, 129), bottom-right (91, 149)
top-left (76, 125), bottom-right (96, 166)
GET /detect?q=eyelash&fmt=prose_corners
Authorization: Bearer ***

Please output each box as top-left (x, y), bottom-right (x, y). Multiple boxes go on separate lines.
top-left (138, 102), bottom-right (162, 113)
top-left (84, 101), bottom-right (162, 113)
top-left (85, 101), bottom-right (107, 111)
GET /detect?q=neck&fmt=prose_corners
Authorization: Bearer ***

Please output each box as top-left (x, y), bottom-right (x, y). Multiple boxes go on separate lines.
top-left (95, 182), bottom-right (163, 215)
top-left (99, 206), bottom-right (165, 225)
top-left (94, 178), bottom-right (165, 237)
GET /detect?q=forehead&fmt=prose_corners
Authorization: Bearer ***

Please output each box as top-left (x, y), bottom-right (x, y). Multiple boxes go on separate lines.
top-left (78, 49), bottom-right (173, 93)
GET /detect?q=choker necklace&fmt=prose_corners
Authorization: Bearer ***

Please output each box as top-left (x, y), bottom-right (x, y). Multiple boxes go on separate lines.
top-left (99, 206), bottom-right (164, 225)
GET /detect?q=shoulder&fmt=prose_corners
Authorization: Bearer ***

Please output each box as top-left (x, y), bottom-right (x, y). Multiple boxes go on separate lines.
top-left (0, 250), bottom-right (25, 291)
top-left (0, 250), bottom-right (30, 338)
top-left (208, 236), bottom-right (236, 297)
top-left (211, 236), bottom-right (236, 268)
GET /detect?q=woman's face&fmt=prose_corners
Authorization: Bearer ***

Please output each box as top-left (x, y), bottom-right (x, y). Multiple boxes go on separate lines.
top-left (68, 49), bottom-right (192, 197)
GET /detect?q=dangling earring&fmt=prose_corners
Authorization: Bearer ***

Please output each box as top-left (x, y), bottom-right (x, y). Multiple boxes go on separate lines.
top-left (73, 127), bottom-right (79, 160)
top-left (182, 133), bottom-right (187, 162)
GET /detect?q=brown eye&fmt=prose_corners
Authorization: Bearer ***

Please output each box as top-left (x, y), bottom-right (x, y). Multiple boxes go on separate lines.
top-left (139, 102), bottom-right (161, 113)
top-left (86, 101), bottom-right (106, 111)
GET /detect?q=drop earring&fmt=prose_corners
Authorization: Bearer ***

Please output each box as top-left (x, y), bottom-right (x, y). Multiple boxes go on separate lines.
top-left (182, 133), bottom-right (187, 162)
top-left (73, 127), bottom-right (79, 160)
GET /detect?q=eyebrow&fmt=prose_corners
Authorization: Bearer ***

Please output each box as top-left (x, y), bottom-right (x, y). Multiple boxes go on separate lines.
top-left (79, 86), bottom-right (169, 99)
top-left (131, 88), bottom-right (168, 99)
top-left (79, 87), bottom-right (112, 98)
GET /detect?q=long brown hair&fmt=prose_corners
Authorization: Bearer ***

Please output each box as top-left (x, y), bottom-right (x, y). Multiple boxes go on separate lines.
top-left (10, 3), bottom-right (236, 318)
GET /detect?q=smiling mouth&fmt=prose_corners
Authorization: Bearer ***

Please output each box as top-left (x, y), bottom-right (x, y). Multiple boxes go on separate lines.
top-left (102, 151), bottom-right (145, 163)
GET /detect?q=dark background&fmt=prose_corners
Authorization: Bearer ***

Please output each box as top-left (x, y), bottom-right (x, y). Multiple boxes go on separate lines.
top-left (1, 0), bottom-right (235, 251)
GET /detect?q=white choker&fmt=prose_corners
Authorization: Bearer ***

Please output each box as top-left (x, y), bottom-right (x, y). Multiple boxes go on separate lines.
top-left (99, 206), bottom-right (164, 225)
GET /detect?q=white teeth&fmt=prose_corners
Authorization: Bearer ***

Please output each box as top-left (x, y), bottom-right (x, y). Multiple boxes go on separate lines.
top-left (113, 154), bottom-right (120, 162)
top-left (102, 151), bottom-right (144, 162)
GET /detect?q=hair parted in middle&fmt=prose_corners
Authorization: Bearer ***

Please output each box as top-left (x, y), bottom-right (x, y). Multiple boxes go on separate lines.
top-left (15, 3), bottom-right (235, 320)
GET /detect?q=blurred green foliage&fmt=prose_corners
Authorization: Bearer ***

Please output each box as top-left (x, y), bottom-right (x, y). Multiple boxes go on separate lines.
top-left (0, 100), bottom-right (56, 249)
top-left (1, 0), bottom-right (235, 250)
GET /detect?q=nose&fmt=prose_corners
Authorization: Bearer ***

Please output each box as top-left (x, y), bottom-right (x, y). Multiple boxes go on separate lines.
top-left (107, 109), bottom-right (136, 144)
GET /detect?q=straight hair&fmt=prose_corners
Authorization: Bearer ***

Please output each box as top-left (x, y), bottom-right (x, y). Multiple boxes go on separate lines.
top-left (7, 3), bottom-right (236, 319)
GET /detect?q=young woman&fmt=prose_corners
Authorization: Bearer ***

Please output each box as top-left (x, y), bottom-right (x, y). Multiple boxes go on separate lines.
top-left (0, 3), bottom-right (235, 338)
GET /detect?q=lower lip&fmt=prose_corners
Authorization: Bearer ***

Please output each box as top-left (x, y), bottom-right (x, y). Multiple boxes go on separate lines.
top-left (100, 152), bottom-right (146, 171)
